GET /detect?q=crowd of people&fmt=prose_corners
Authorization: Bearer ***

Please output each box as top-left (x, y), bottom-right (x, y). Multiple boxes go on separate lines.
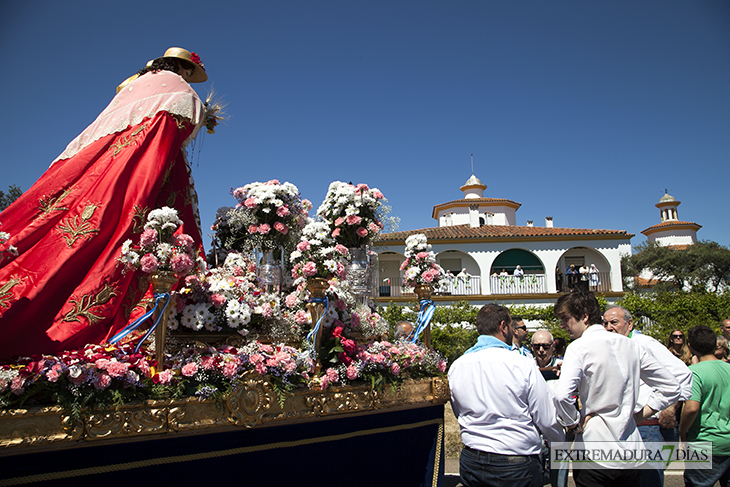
top-left (449, 292), bottom-right (730, 487)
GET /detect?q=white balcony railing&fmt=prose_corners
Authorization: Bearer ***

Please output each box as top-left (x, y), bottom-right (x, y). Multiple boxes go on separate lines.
top-left (490, 274), bottom-right (547, 295)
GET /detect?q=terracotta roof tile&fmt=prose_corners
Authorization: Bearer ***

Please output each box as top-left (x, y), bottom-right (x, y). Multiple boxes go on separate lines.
top-left (376, 224), bottom-right (633, 243)
top-left (641, 220), bottom-right (702, 234)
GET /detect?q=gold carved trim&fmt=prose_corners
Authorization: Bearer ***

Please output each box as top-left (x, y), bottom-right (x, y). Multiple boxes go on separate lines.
top-left (1, 377), bottom-right (449, 455)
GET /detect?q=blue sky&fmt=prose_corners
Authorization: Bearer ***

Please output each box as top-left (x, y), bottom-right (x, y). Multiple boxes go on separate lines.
top-left (2, 1), bottom-right (729, 248)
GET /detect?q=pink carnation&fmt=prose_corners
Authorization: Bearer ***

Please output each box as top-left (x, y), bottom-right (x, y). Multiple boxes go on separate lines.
top-left (158, 369), bottom-right (173, 384)
top-left (325, 368), bottom-right (339, 382)
top-left (373, 190), bottom-right (384, 199)
top-left (294, 310), bottom-right (309, 325)
top-left (266, 179), bottom-right (280, 185)
top-left (171, 253), bottom-right (194, 275)
top-left (276, 206), bottom-right (290, 217)
top-left (244, 197), bottom-right (257, 208)
top-left (223, 362), bottom-right (238, 378)
top-left (302, 261), bottom-right (317, 277)
top-left (93, 373), bottom-right (112, 390)
top-left (346, 215), bottom-right (362, 225)
top-left (422, 270), bottom-right (436, 283)
top-left (334, 217), bottom-right (345, 227)
top-left (249, 353), bottom-right (264, 365)
top-left (211, 293), bottom-right (226, 308)
top-left (285, 293), bottom-right (299, 308)
top-left (336, 262), bottom-right (346, 279)
top-left (355, 183), bottom-right (370, 192)
top-left (399, 260), bottom-right (408, 271)
top-left (391, 363), bottom-right (401, 376)
top-left (438, 360), bottom-right (447, 373)
top-left (140, 253), bottom-right (159, 273)
top-left (46, 364), bottom-right (63, 383)
top-left (351, 312), bottom-right (361, 327)
top-left (106, 361), bottom-right (130, 378)
top-left (416, 252), bottom-right (430, 260)
top-left (175, 233), bottom-right (194, 251)
top-left (274, 222), bottom-right (288, 234)
top-left (331, 228), bottom-right (341, 238)
top-left (248, 225), bottom-right (258, 234)
top-left (201, 356), bottom-right (216, 370)
top-left (368, 222), bottom-right (380, 233)
top-left (181, 362), bottom-right (199, 377)
top-left (334, 244), bottom-right (348, 256)
top-left (297, 241), bottom-right (311, 251)
top-left (258, 223), bottom-right (271, 235)
top-left (356, 227), bottom-right (368, 238)
top-left (140, 228), bottom-right (158, 247)
top-left (346, 365), bottom-right (359, 380)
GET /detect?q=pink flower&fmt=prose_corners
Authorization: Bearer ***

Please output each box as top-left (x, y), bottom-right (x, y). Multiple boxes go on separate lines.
top-left (175, 233), bottom-right (194, 251)
top-left (201, 356), bottom-right (216, 370)
top-left (351, 312), bottom-right (361, 327)
top-left (46, 364), bottom-right (63, 383)
top-left (171, 253), bottom-right (194, 275)
top-left (137, 359), bottom-right (151, 377)
top-left (331, 228), bottom-right (341, 238)
top-left (244, 197), bottom-right (257, 208)
top-left (302, 261), bottom-right (317, 277)
top-left (325, 368), bottom-right (339, 383)
top-left (158, 369), bottom-right (173, 385)
top-left (346, 365), bottom-right (358, 380)
top-left (181, 362), bottom-right (199, 377)
top-left (266, 179), bottom-right (280, 185)
top-left (140, 228), bottom-right (158, 247)
top-left (334, 244), bottom-right (348, 256)
top-left (93, 373), bottom-right (112, 390)
top-left (422, 270), bottom-right (435, 283)
top-left (211, 293), bottom-right (226, 308)
top-left (274, 222), bottom-right (288, 234)
top-left (368, 222), bottom-right (380, 233)
top-left (261, 303), bottom-right (273, 318)
top-left (223, 362), bottom-right (238, 378)
top-left (106, 361), bottom-right (129, 378)
top-left (249, 353), bottom-right (263, 365)
top-left (346, 215), bottom-right (362, 225)
top-left (276, 206), bottom-right (290, 217)
top-left (335, 299), bottom-right (347, 311)
top-left (355, 183), bottom-right (370, 192)
top-left (373, 190), bottom-right (384, 199)
top-left (336, 262), bottom-right (346, 279)
top-left (399, 260), bottom-right (408, 271)
top-left (416, 252), bottom-right (430, 260)
top-left (255, 363), bottom-right (267, 375)
top-left (294, 310), bottom-right (309, 324)
top-left (334, 217), bottom-right (345, 227)
top-left (248, 224), bottom-right (258, 234)
top-left (258, 224), bottom-right (271, 235)
top-left (10, 376), bottom-right (25, 395)
top-left (285, 293), bottom-right (299, 308)
top-left (356, 227), bottom-right (368, 238)
top-left (140, 253), bottom-right (159, 273)
top-left (391, 363), bottom-right (401, 376)
top-left (297, 240), bottom-right (311, 251)
top-left (438, 360), bottom-right (447, 373)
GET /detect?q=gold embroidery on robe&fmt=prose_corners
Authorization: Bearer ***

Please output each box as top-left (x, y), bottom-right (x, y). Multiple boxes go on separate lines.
top-left (0, 276), bottom-right (23, 311)
top-left (122, 276), bottom-right (153, 319)
top-left (109, 124), bottom-right (147, 156)
top-left (62, 283), bottom-right (119, 326)
top-left (131, 205), bottom-right (150, 234)
top-left (57, 203), bottom-right (101, 248)
top-left (170, 114), bottom-right (188, 131)
top-left (37, 186), bottom-right (76, 221)
top-left (166, 191), bottom-right (180, 207)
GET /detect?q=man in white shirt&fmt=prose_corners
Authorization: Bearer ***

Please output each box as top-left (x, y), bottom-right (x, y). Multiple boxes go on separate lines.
top-left (449, 303), bottom-right (564, 486)
top-left (603, 305), bottom-right (693, 487)
top-left (553, 292), bottom-right (680, 487)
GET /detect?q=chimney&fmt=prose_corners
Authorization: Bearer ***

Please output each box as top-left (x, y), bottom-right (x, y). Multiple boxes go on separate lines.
top-left (526, 220), bottom-right (533, 227)
top-left (545, 216), bottom-right (553, 228)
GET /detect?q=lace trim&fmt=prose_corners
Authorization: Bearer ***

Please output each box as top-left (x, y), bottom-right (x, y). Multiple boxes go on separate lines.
top-left (52, 72), bottom-right (203, 165)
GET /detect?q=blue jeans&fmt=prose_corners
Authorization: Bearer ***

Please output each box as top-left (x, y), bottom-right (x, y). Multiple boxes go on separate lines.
top-left (638, 424), bottom-right (664, 487)
top-left (684, 455), bottom-right (730, 487)
top-left (460, 446), bottom-right (542, 487)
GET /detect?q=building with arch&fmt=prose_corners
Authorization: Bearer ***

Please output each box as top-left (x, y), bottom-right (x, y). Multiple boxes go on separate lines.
top-left (372, 173), bottom-right (633, 306)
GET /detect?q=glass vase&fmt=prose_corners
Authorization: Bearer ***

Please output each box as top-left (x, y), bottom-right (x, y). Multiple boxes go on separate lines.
top-left (258, 249), bottom-right (282, 294)
top-left (347, 246), bottom-right (371, 303)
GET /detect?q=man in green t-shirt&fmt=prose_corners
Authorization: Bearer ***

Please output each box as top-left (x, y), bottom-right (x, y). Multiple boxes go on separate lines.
top-left (679, 325), bottom-right (730, 487)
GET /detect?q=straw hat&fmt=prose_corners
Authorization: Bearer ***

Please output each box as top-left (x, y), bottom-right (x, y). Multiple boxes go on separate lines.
top-left (116, 47), bottom-right (207, 93)
top-left (157, 47), bottom-right (207, 83)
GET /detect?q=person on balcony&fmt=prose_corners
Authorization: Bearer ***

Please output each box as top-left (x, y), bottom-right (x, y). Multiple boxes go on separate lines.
top-left (589, 264), bottom-right (600, 291)
top-left (555, 266), bottom-right (563, 292)
top-left (513, 265), bottom-right (525, 278)
top-left (578, 264), bottom-right (590, 291)
top-left (566, 264), bottom-right (579, 291)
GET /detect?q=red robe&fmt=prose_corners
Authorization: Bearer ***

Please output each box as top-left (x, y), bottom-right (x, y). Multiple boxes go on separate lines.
top-left (0, 71), bottom-right (204, 359)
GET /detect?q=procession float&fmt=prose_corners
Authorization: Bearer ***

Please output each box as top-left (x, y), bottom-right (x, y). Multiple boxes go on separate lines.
top-left (0, 180), bottom-right (450, 487)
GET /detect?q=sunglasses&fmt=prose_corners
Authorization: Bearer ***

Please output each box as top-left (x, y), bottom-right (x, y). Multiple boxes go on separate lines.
top-left (532, 343), bottom-right (552, 350)
top-left (671, 334), bottom-right (684, 339)
top-left (513, 325), bottom-right (527, 331)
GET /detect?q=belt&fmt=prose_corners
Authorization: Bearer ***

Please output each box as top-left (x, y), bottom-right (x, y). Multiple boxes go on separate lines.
top-left (638, 419), bottom-right (660, 426)
top-left (463, 445), bottom-right (537, 462)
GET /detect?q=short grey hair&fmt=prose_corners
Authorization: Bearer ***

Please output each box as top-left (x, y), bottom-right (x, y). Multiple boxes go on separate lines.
top-left (605, 305), bottom-right (633, 322)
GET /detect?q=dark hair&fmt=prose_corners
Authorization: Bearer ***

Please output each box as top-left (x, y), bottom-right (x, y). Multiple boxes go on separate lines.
top-left (511, 315), bottom-right (523, 322)
top-left (687, 325), bottom-right (717, 356)
top-left (554, 291), bottom-right (602, 325)
top-left (137, 57), bottom-right (195, 77)
top-left (553, 336), bottom-right (566, 352)
top-left (476, 304), bottom-right (511, 336)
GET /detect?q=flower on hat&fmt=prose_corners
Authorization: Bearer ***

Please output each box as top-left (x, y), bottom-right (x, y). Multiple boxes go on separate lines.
top-left (190, 52), bottom-right (204, 68)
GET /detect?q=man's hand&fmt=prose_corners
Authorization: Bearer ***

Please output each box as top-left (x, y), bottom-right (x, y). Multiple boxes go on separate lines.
top-left (633, 405), bottom-right (657, 425)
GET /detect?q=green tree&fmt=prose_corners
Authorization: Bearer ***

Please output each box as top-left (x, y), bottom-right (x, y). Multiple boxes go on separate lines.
top-left (0, 185), bottom-right (22, 211)
top-left (623, 240), bottom-right (730, 292)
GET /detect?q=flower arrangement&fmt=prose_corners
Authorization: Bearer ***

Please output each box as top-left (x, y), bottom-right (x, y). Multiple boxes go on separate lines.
top-left (289, 220), bottom-right (349, 281)
top-left (203, 90), bottom-right (225, 134)
top-left (118, 207), bottom-right (202, 277)
top-left (213, 180), bottom-right (311, 258)
top-left (317, 181), bottom-right (386, 248)
top-left (400, 234), bottom-right (446, 288)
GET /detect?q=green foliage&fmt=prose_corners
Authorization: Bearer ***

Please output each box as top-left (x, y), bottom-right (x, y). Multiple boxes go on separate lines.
top-left (623, 240), bottom-right (730, 292)
top-left (0, 185), bottom-right (22, 211)
top-left (617, 290), bottom-right (730, 342)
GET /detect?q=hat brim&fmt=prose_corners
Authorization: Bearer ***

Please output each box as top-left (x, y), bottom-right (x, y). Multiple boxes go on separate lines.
top-left (156, 55), bottom-right (208, 83)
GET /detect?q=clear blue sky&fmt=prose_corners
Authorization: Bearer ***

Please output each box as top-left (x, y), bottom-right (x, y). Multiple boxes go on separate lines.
top-left (2, 1), bottom-right (729, 249)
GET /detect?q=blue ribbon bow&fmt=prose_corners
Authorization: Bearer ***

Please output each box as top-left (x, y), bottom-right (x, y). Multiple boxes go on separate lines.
top-left (305, 296), bottom-right (329, 360)
top-left (109, 292), bottom-right (171, 353)
top-left (408, 299), bottom-right (435, 343)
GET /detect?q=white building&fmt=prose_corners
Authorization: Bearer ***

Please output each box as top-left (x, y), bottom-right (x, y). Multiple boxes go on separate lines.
top-left (372, 173), bottom-right (633, 306)
top-left (641, 191), bottom-right (701, 248)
